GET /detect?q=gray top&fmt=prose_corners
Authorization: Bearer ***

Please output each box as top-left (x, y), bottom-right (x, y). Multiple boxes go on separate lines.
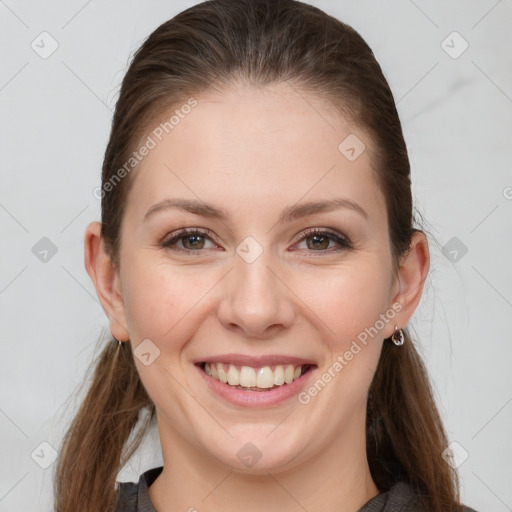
top-left (114, 466), bottom-right (479, 511)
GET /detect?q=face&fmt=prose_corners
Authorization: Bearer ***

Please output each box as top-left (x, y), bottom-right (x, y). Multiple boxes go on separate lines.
top-left (110, 83), bottom-right (402, 472)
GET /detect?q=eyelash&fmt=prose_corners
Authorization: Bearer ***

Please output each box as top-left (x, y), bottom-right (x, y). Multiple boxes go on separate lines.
top-left (160, 227), bottom-right (353, 256)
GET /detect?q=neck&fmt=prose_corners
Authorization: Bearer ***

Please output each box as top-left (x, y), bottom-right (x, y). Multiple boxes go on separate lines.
top-left (149, 410), bottom-right (379, 512)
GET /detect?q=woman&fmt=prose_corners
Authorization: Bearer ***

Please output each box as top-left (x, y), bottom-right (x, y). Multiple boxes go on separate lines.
top-left (53, 0), bottom-right (479, 511)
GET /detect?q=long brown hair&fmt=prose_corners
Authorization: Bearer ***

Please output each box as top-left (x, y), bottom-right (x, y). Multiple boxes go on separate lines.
top-left (53, 1), bottom-right (464, 510)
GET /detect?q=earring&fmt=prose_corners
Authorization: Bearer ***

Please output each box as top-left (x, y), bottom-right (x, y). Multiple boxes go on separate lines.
top-left (391, 325), bottom-right (405, 346)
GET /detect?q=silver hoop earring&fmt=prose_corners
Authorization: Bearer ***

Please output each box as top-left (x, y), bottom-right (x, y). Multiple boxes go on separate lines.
top-left (391, 325), bottom-right (405, 346)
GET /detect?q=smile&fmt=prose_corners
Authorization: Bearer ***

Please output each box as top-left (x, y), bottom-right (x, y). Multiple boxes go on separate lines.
top-left (202, 362), bottom-right (314, 391)
top-left (195, 357), bottom-right (318, 407)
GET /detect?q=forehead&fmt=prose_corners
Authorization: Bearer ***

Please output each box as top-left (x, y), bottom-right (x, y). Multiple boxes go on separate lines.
top-left (124, 83), bottom-right (385, 224)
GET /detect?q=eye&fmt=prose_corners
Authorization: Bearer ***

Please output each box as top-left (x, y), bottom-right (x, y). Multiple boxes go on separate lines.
top-left (160, 227), bottom-right (352, 255)
top-left (160, 228), bottom-right (219, 254)
top-left (292, 228), bottom-right (352, 254)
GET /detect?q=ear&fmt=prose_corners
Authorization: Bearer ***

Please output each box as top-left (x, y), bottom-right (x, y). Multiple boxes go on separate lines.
top-left (84, 221), bottom-right (130, 341)
top-left (388, 230), bottom-right (430, 335)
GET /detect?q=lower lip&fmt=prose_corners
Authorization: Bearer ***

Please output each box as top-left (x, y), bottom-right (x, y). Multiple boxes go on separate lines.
top-left (196, 364), bottom-right (316, 407)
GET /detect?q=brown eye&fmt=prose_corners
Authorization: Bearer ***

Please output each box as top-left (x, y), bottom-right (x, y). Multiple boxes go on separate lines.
top-left (181, 233), bottom-right (206, 250)
top-left (161, 228), bottom-right (217, 253)
top-left (306, 234), bottom-right (330, 250)
top-left (294, 228), bottom-right (352, 253)
top-left (160, 227), bottom-right (352, 255)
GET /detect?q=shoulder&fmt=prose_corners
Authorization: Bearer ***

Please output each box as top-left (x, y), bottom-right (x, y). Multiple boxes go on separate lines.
top-left (358, 481), bottom-right (422, 511)
top-left (114, 481), bottom-right (138, 511)
top-left (358, 481), bottom-right (480, 512)
top-left (114, 466), bottom-right (163, 512)
top-left (115, 472), bottom-right (479, 512)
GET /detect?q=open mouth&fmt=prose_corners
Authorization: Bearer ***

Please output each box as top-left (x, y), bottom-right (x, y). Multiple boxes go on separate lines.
top-left (197, 362), bottom-right (316, 392)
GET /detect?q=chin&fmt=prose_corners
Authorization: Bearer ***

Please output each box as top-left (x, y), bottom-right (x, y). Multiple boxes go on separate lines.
top-left (202, 426), bottom-right (308, 474)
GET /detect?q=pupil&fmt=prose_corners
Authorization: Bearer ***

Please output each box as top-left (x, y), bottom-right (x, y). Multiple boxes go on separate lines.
top-left (185, 235), bottom-right (204, 249)
top-left (309, 235), bottom-right (328, 250)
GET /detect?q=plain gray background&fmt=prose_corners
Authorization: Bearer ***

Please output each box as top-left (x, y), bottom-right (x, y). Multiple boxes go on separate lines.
top-left (1, 0), bottom-right (511, 510)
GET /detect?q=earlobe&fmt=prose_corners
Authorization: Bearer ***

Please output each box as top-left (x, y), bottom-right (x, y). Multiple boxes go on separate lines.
top-left (389, 230), bottom-right (430, 336)
top-left (84, 221), bottom-right (130, 341)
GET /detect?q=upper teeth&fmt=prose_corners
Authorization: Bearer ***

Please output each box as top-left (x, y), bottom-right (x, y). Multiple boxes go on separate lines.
top-left (204, 362), bottom-right (304, 389)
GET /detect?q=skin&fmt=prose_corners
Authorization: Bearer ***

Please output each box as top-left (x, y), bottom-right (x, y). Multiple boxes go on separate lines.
top-left (85, 82), bottom-right (429, 512)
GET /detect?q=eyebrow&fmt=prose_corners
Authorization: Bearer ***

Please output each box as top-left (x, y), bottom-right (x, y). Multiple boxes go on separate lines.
top-left (143, 197), bottom-right (368, 224)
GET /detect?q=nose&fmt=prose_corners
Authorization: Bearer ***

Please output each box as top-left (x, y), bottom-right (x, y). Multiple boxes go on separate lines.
top-left (216, 248), bottom-right (295, 339)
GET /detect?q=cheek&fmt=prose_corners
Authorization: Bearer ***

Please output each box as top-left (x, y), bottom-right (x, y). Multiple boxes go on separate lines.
top-left (295, 262), bottom-right (392, 347)
top-left (121, 256), bottom-right (213, 345)
top-left (303, 269), bottom-right (389, 401)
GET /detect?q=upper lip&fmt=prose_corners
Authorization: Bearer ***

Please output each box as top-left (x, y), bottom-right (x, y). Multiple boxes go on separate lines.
top-left (194, 353), bottom-right (317, 367)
